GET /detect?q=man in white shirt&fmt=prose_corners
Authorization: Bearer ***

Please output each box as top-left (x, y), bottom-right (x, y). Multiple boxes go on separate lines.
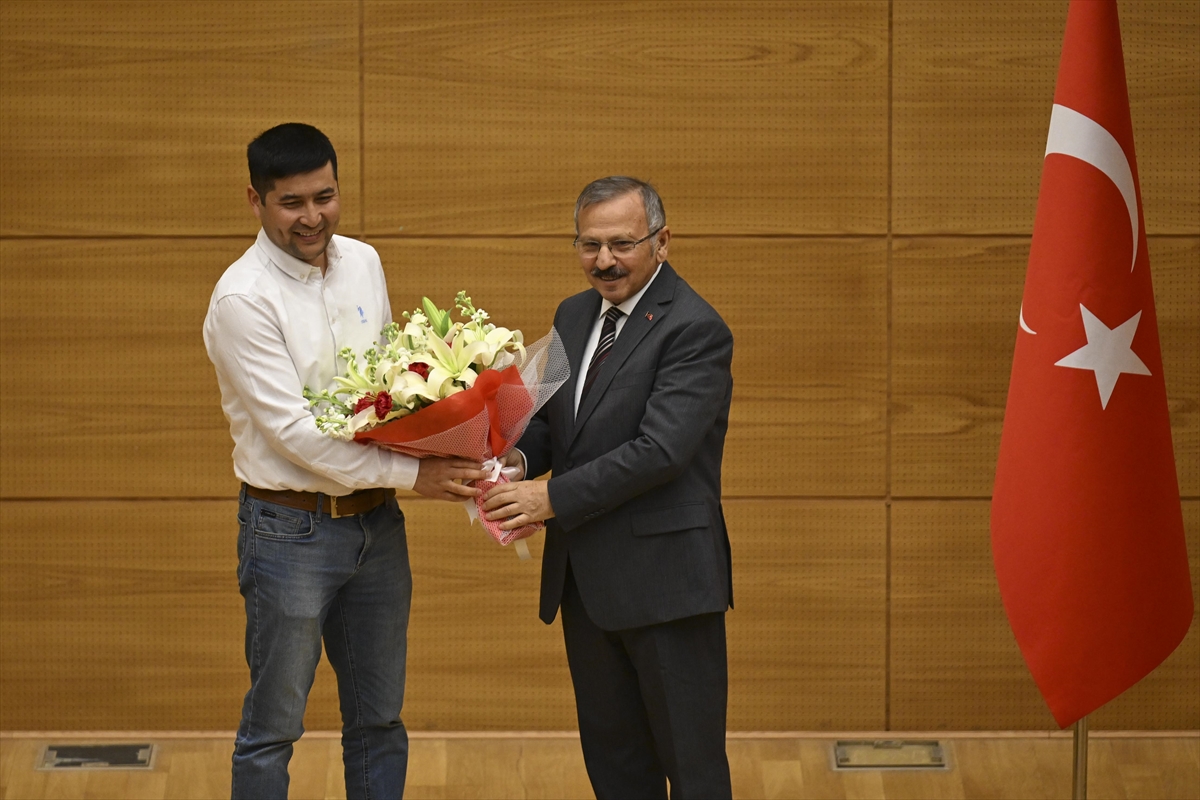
top-left (203, 123), bottom-right (486, 800)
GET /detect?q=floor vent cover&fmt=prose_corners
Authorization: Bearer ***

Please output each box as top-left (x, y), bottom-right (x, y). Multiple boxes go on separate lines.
top-left (39, 744), bottom-right (155, 770)
top-left (833, 739), bottom-right (947, 770)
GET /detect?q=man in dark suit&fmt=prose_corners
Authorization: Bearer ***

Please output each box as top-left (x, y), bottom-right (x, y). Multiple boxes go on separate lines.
top-left (483, 176), bottom-right (734, 799)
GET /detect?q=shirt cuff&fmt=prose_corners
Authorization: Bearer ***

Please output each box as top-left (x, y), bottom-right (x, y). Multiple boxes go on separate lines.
top-left (388, 452), bottom-right (421, 491)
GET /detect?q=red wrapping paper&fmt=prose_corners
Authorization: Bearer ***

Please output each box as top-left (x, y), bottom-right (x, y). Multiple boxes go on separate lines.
top-left (352, 358), bottom-right (552, 547)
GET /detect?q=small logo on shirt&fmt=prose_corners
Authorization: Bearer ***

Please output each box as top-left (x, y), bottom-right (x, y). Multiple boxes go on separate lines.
top-left (357, 305), bottom-right (367, 324)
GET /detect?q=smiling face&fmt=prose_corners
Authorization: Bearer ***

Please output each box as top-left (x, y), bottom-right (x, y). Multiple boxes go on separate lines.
top-left (248, 162), bottom-right (341, 270)
top-left (575, 191), bottom-right (670, 305)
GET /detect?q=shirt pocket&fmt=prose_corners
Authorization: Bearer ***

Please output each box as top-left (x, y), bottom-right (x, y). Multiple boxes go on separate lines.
top-left (631, 502), bottom-right (710, 537)
top-left (253, 506), bottom-right (314, 541)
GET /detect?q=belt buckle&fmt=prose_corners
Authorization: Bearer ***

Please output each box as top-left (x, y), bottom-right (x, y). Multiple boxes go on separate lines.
top-left (330, 497), bottom-right (351, 519)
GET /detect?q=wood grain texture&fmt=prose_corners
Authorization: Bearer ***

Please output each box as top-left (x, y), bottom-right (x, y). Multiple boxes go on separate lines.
top-left (0, 500), bottom-right (245, 731)
top-left (362, 1), bottom-right (888, 236)
top-left (0, 0), bottom-right (363, 237)
top-left (0, 498), bottom-right (570, 732)
top-left (372, 236), bottom-right (889, 498)
top-left (0, 239), bottom-right (247, 499)
top-left (723, 499), bottom-right (887, 730)
top-left (3, 734), bottom-right (1198, 800)
top-left (683, 240), bottom-right (888, 498)
top-left (0, 497), bottom-right (886, 732)
top-left (0, 237), bottom-right (886, 499)
top-left (1, 0), bottom-right (1198, 737)
top-left (891, 238), bottom-right (1027, 498)
top-left (891, 236), bottom-right (1199, 498)
top-left (893, 0), bottom-right (1200, 235)
top-left (890, 500), bottom-right (1200, 731)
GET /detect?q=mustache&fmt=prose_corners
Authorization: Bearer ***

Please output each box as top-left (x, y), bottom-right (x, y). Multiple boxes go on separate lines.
top-left (590, 266), bottom-right (628, 280)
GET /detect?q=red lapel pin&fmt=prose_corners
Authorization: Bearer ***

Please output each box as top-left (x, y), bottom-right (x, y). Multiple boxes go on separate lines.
top-left (645, 313), bottom-right (654, 321)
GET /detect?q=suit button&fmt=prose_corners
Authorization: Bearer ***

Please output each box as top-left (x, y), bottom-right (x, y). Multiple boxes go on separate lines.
top-left (565, 461), bottom-right (573, 469)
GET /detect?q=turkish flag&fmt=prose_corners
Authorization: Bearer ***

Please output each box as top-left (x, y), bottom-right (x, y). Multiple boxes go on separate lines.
top-left (991, 0), bottom-right (1193, 728)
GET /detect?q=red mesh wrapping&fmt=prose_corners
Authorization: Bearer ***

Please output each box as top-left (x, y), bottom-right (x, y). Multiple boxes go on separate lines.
top-left (352, 329), bottom-right (568, 546)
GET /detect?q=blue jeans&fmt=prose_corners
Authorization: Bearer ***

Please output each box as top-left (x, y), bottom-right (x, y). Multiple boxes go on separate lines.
top-left (231, 486), bottom-right (412, 800)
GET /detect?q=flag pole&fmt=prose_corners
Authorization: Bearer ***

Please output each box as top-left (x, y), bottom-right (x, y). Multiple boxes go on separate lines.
top-left (1072, 715), bottom-right (1089, 799)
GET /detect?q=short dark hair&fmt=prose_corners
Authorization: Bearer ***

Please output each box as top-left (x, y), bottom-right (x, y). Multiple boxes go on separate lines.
top-left (574, 176), bottom-right (665, 235)
top-left (247, 123), bottom-right (338, 199)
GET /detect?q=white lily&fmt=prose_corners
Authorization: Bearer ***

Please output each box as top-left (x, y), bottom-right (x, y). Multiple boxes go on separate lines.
top-left (393, 371), bottom-right (442, 408)
top-left (461, 325), bottom-right (525, 368)
top-left (344, 405), bottom-right (378, 435)
top-left (491, 350), bottom-right (517, 371)
top-left (425, 331), bottom-right (489, 391)
top-left (400, 321), bottom-right (428, 352)
top-left (305, 292), bottom-right (533, 436)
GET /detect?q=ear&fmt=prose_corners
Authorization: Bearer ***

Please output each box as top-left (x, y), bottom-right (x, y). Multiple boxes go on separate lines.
top-left (247, 184), bottom-right (264, 223)
top-left (653, 226), bottom-right (670, 261)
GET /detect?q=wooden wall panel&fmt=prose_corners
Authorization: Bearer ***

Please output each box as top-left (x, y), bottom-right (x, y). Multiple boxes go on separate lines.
top-left (375, 500), bottom-right (572, 732)
top-left (0, 235), bottom-right (883, 503)
top-left (0, 240), bottom-right (242, 498)
top-left (0, 0), bottom-right (362, 237)
top-left (892, 236), bottom-right (1199, 498)
top-left (891, 238), bottom-right (1025, 498)
top-left (1158, 237), bottom-right (1200, 497)
top-left (362, 1), bottom-right (888, 236)
top-left (893, 1), bottom-right (1200, 235)
top-left (373, 237), bottom-right (889, 498)
top-left (724, 499), bottom-right (887, 730)
top-left (1, 0), bottom-right (1197, 735)
top-left (0, 500), bottom-right (245, 730)
top-left (0, 498), bottom-right (567, 731)
top-left (684, 240), bottom-right (888, 498)
top-left (0, 237), bottom-right (885, 500)
top-left (0, 497), bottom-right (884, 731)
top-left (891, 500), bottom-right (1200, 730)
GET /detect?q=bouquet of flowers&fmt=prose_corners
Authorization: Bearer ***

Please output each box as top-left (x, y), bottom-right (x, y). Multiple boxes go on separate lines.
top-left (304, 292), bottom-right (568, 556)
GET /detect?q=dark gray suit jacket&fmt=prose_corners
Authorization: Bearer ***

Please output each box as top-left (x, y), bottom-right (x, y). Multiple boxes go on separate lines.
top-left (518, 262), bottom-right (734, 631)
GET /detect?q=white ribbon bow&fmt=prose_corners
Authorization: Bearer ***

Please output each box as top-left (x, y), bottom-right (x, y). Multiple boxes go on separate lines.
top-left (464, 458), bottom-right (531, 560)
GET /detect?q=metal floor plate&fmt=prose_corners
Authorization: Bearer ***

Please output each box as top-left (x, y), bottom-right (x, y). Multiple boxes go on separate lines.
top-left (38, 744), bottom-right (155, 770)
top-left (833, 739), bottom-right (948, 770)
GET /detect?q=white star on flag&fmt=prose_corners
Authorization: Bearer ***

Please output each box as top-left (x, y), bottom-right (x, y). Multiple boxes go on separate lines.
top-left (1054, 304), bottom-right (1150, 409)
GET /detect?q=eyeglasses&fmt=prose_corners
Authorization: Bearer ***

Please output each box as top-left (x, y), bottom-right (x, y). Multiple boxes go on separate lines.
top-left (573, 228), bottom-right (662, 258)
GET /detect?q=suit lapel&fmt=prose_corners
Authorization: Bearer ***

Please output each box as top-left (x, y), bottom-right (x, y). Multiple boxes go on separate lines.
top-left (569, 263), bottom-right (679, 445)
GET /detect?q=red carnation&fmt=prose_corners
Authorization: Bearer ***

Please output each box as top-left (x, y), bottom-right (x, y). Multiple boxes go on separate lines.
top-left (354, 395), bottom-right (375, 415)
top-left (374, 391), bottom-right (393, 419)
top-left (408, 361), bottom-right (431, 380)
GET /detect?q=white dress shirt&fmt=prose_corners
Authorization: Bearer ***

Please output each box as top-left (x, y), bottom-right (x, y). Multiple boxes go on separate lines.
top-left (203, 229), bottom-right (420, 494)
top-left (573, 263), bottom-right (663, 417)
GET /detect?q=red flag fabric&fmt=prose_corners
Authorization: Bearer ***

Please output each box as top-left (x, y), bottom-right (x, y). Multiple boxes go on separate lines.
top-left (991, 0), bottom-right (1193, 728)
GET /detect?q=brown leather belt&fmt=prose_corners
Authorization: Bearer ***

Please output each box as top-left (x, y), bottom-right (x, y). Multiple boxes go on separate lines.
top-left (243, 485), bottom-right (395, 519)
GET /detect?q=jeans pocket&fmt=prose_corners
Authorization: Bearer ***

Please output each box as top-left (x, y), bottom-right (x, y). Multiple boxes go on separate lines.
top-left (385, 495), bottom-right (405, 523)
top-left (253, 505), bottom-right (315, 540)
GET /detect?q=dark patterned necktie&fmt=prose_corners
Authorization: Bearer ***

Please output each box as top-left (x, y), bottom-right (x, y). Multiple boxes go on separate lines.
top-left (580, 306), bottom-right (624, 403)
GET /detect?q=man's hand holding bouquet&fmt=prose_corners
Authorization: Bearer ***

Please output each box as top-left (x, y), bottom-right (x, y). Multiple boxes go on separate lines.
top-left (305, 292), bottom-right (568, 558)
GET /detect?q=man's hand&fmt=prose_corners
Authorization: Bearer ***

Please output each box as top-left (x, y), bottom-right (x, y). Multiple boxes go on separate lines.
top-left (412, 457), bottom-right (489, 502)
top-left (482, 480), bottom-right (554, 531)
top-left (502, 449), bottom-right (526, 481)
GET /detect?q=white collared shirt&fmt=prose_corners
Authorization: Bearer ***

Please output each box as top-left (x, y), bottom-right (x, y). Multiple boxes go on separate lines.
top-left (573, 263), bottom-right (663, 417)
top-left (203, 229), bottom-right (419, 494)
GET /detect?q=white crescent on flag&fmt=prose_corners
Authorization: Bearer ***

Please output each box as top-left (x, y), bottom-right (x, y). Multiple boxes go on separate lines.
top-left (1044, 103), bottom-right (1139, 271)
top-left (1019, 304), bottom-right (1037, 335)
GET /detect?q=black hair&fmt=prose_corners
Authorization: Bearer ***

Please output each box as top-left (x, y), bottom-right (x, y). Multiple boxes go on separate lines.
top-left (247, 123), bottom-right (338, 199)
